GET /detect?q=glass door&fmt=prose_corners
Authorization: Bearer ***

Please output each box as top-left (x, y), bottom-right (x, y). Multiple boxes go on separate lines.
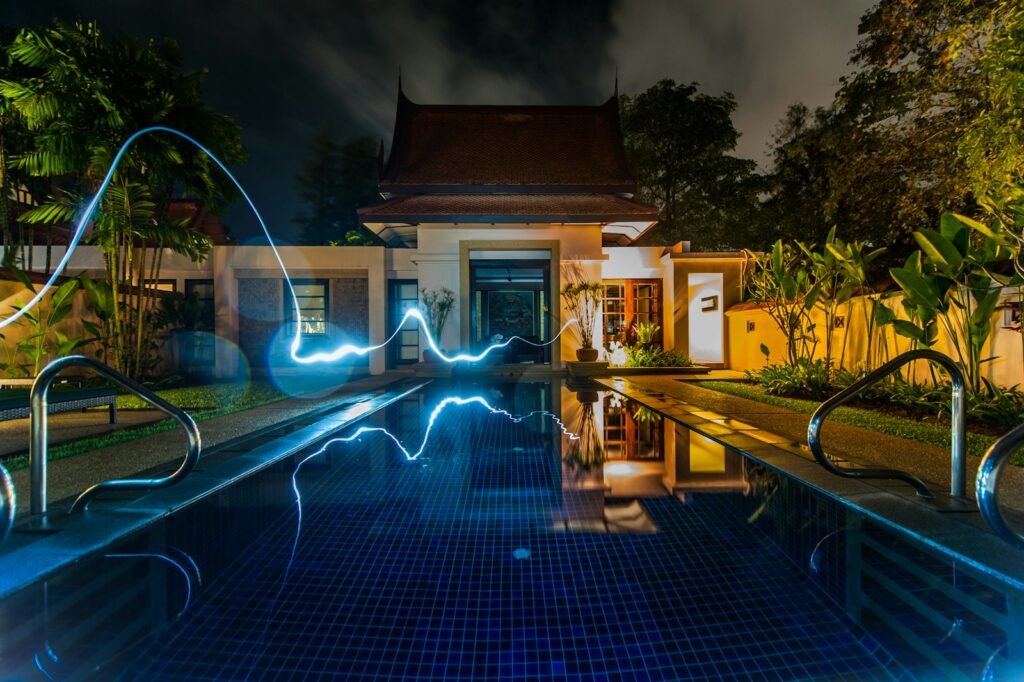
top-left (469, 259), bottom-right (550, 364)
top-left (388, 280), bottom-right (420, 367)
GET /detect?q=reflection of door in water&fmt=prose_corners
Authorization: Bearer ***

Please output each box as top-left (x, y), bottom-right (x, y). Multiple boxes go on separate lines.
top-left (687, 273), bottom-right (723, 365)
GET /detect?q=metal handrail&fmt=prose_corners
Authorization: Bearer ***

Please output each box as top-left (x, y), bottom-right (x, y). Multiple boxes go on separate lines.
top-left (807, 349), bottom-right (966, 499)
top-left (0, 462), bottom-right (14, 546)
top-left (976, 422), bottom-right (1024, 550)
top-left (30, 355), bottom-right (201, 515)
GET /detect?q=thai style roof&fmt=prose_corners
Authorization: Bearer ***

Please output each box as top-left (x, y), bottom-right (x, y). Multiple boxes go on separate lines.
top-left (378, 91), bottom-right (636, 194)
top-left (357, 193), bottom-right (658, 224)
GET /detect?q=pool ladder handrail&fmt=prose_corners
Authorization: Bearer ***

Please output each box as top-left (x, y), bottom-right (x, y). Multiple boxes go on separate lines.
top-left (807, 349), bottom-right (966, 499)
top-left (976, 422), bottom-right (1024, 550)
top-left (0, 461), bottom-right (14, 547)
top-left (30, 355), bottom-right (201, 515)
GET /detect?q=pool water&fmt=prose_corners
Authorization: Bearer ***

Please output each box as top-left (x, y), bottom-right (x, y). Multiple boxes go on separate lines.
top-left (1, 381), bottom-right (1018, 680)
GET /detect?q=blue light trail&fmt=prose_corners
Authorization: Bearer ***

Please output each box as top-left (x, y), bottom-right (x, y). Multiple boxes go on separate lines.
top-left (243, 395), bottom-right (578, 678)
top-left (0, 126), bottom-right (578, 366)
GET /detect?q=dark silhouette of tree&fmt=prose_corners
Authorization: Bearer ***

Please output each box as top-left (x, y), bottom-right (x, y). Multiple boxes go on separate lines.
top-left (293, 130), bottom-right (380, 245)
top-left (620, 79), bottom-right (763, 250)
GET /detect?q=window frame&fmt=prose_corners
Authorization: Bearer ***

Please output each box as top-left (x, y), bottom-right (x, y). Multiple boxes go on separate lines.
top-left (285, 279), bottom-right (330, 337)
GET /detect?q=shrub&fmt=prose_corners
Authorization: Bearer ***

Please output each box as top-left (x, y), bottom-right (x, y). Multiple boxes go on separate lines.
top-left (625, 347), bottom-right (694, 368)
top-left (747, 358), bottom-right (835, 400)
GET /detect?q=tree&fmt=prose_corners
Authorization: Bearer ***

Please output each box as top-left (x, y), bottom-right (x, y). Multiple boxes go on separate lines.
top-left (830, 0), bottom-right (1000, 247)
top-left (293, 130), bottom-right (380, 246)
top-left (947, 0), bottom-right (1024, 207)
top-left (762, 102), bottom-right (910, 255)
top-left (0, 19), bottom-right (245, 378)
top-left (620, 80), bottom-right (762, 250)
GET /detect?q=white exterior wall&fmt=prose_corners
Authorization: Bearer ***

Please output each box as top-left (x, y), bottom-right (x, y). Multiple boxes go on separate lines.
top-left (412, 223), bottom-right (606, 361)
top-left (600, 246), bottom-right (675, 351)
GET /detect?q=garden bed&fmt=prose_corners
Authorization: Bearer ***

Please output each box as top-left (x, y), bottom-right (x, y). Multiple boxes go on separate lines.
top-left (568, 362), bottom-right (708, 378)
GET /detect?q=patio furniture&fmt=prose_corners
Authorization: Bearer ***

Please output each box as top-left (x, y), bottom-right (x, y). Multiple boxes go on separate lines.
top-left (0, 387), bottom-right (118, 424)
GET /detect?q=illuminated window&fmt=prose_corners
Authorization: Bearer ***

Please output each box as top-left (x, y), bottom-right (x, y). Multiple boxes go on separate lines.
top-left (602, 279), bottom-right (662, 347)
top-left (285, 280), bottom-right (328, 336)
top-left (154, 279), bottom-right (177, 293)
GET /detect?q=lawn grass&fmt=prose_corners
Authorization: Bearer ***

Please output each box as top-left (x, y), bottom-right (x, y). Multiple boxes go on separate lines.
top-left (695, 380), bottom-right (1012, 462)
top-left (115, 380), bottom-right (285, 411)
top-left (1, 380), bottom-right (289, 472)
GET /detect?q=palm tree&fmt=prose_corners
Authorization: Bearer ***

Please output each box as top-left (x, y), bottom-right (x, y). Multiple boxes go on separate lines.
top-left (0, 19), bottom-right (244, 378)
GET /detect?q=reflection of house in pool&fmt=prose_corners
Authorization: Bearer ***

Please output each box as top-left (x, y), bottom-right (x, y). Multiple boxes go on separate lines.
top-left (555, 388), bottom-right (751, 532)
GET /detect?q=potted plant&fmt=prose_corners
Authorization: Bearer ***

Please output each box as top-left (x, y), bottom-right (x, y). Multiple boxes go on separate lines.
top-left (561, 280), bottom-right (603, 362)
top-left (420, 287), bottom-right (454, 362)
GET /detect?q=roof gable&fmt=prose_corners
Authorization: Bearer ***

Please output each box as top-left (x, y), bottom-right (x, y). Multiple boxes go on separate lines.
top-left (380, 92), bottom-right (636, 193)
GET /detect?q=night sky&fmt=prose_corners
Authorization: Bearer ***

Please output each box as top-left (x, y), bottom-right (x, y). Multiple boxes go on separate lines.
top-left (4, 1), bottom-right (873, 241)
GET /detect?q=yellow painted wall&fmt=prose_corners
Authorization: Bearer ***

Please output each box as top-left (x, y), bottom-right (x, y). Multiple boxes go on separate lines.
top-left (725, 290), bottom-right (1024, 388)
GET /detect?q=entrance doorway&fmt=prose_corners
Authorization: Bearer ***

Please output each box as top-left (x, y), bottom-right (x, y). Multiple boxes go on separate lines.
top-left (469, 259), bottom-right (551, 364)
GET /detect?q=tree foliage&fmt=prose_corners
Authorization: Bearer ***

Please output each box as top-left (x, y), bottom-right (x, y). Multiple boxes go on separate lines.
top-left (0, 19), bottom-right (245, 378)
top-left (293, 130), bottom-right (380, 246)
top-left (765, 0), bottom-right (1023, 261)
top-left (620, 79), bottom-right (762, 250)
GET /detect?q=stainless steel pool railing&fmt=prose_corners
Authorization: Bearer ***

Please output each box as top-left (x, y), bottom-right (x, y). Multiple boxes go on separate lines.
top-left (807, 349), bottom-right (966, 499)
top-left (30, 355), bottom-right (201, 515)
top-left (976, 423), bottom-right (1024, 550)
top-left (0, 462), bottom-right (14, 547)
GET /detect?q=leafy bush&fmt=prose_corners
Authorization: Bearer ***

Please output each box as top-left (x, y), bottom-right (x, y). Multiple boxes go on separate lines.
top-left (632, 321), bottom-right (660, 346)
top-left (753, 363), bottom-right (1024, 428)
top-left (747, 358), bottom-right (835, 400)
top-left (625, 347), bottom-right (694, 368)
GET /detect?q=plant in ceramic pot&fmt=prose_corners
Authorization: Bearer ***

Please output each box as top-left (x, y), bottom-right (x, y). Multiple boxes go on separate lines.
top-left (420, 287), bottom-right (454, 362)
top-left (560, 280), bottom-right (603, 362)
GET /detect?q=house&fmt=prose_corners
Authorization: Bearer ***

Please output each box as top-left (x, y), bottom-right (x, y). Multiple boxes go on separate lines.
top-left (6, 88), bottom-right (749, 377)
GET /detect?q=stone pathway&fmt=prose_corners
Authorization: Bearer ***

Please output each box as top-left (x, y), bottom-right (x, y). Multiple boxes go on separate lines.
top-left (0, 410), bottom-right (166, 457)
top-left (7, 372), bottom-right (412, 515)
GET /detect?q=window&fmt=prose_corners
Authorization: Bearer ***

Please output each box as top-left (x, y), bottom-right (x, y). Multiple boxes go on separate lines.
top-left (185, 280), bottom-right (215, 331)
top-left (602, 279), bottom-right (662, 347)
top-left (285, 280), bottom-right (328, 336)
top-left (154, 279), bottom-right (177, 293)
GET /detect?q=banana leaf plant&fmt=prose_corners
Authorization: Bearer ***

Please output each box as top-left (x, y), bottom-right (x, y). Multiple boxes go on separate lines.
top-left (3, 267), bottom-right (90, 376)
top-left (884, 212), bottom-right (1014, 392)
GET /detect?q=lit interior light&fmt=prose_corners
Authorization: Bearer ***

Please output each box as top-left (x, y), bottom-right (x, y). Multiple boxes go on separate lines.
top-left (0, 126), bottom-right (579, 368)
top-left (604, 461), bottom-right (642, 477)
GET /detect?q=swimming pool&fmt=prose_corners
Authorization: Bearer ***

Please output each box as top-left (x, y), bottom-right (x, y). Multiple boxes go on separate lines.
top-left (0, 380), bottom-right (1021, 680)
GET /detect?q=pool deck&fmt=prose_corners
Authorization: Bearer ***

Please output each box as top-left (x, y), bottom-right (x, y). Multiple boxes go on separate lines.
top-left (618, 375), bottom-right (1024, 515)
top-left (4, 371), bottom-right (415, 516)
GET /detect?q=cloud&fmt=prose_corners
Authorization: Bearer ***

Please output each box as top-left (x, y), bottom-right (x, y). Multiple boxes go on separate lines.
top-left (608, 0), bottom-right (873, 165)
top-left (278, 0), bottom-right (546, 138)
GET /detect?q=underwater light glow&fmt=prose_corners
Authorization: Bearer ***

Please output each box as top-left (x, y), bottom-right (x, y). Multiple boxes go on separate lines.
top-left (0, 126), bottom-right (579, 368)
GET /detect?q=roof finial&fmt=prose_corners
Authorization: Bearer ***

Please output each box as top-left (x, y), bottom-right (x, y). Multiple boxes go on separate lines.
top-left (614, 65), bottom-right (619, 98)
top-left (398, 65), bottom-right (403, 95)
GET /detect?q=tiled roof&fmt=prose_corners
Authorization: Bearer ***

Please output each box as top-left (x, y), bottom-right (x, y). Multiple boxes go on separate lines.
top-left (379, 93), bottom-right (635, 192)
top-left (357, 193), bottom-right (658, 223)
